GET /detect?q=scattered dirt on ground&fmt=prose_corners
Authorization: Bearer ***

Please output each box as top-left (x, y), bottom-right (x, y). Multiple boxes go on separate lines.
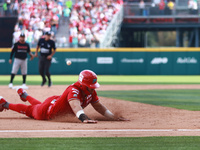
top-left (1, 85), bottom-right (200, 137)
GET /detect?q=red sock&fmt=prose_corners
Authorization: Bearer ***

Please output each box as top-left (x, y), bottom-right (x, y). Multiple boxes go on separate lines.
top-left (26, 95), bottom-right (41, 105)
top-left (9, 103), bottom-right (28, 114)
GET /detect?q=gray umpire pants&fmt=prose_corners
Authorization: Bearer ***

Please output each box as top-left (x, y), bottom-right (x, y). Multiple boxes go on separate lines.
top-left (11, 58), bottom-right (27, 75)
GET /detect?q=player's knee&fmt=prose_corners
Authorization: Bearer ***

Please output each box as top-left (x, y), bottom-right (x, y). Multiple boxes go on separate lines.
top-left (46, 72), bottom-right (50, 76)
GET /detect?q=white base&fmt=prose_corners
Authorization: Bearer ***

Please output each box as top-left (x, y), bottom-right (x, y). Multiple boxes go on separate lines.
top-left (12, 86), bottom-right (28, 90)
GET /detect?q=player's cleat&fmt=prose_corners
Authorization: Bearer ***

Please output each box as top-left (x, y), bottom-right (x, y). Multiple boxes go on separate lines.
top-left (8, 83), bottom-right (13, 89)
top-left (48, 81), bottom-right (52, 87)
top-left (0, 96), bottom-right (7, 112)
top-left (17, 88), bottom-right (27, 102)
top-left (41, 80), bottom-right (46, 86)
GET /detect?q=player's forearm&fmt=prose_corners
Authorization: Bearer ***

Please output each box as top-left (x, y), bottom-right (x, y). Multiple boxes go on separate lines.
top-left (69, 100), bottom-right (82, 114)
top-left (35, 46), bottom-right (39, 54)
top-left (97, 108), bottom-right (115, 120)
top-left (10, 50), bottom-right (15, 59)
top-left (93, 102), bottom-right (129, 121)
top-left (50, 49), bottom-right (56, 57)
top-left (69, 99), bottom-right (91, 122)
top-left (98, 107), bottom-right (115, 120)
top-left (104, 110), bottom-right (115, 119)
top-left (92, 102), bottom-right (115, 120)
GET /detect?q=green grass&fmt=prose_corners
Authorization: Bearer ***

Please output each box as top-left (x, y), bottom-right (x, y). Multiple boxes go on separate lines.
top-left (1, 75), bottom-right (200, 85)
top-left (1, 75), bottom-right (200, 148)
top-left (0, 137), bottom-right (200, 150)
top-left (97, 89), bottom-right (200, 111)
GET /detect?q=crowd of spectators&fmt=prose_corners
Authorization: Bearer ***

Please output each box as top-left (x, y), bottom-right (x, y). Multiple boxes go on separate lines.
top-left (11, 0), bottom-right (123, 48)
top-left (68, 0), bottom-right (123, 48)
top-left (12, 0), bottom-right (63, 47)
top-left (9, 0), bottom-right (200, 48)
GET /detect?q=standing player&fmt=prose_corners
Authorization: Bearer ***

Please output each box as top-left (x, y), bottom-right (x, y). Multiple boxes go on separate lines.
top-left (8, 33), bottom-right (34, 89)
top-left (0, 70), bottom-right (128, 123)
top-left (35, 31), bottom-right (56, 87)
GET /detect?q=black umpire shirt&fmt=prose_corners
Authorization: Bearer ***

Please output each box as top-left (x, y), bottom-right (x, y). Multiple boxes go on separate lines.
top-left (37, 38), bottom-right (56, 57)
top-left (10, 41), bottom-right (30, 60)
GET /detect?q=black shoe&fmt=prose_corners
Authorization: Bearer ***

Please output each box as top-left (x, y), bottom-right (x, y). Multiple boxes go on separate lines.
top-left (41, 80), bottom-right (46, 86)
top-left (48, 81), bottom-right (52, 87)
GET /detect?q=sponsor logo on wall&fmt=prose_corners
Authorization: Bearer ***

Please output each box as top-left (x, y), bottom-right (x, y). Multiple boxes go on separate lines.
top-left (151, 57), bottom-right (168, 64)
top-left (97, 57), bottom-right (113, 64)
top-left (177, 57), bottom-right (197, 64)
top-left (0, 59), bottom-right (5, 63)
top-left (65, 58), bottom-right (88, 63)
top-left (51, 57), bottom-right (58, 64)
top-left (121, 58), bottom-right (144, 63)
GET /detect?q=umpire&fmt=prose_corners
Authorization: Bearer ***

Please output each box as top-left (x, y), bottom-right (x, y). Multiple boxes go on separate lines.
top-left (35, 31), bottom-right (56, 87)
top-left (9, 33), bottom-right (34, 89)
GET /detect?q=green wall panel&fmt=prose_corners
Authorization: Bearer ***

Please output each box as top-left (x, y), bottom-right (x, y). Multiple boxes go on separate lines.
top-left (0, 51), bottom-right (199, 75)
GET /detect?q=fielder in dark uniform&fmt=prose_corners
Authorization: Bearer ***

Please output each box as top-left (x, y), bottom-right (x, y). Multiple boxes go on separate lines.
top-left (35, 31), bottom-right (56, 87)
top-left (9, 33), bottom-right (34, 89)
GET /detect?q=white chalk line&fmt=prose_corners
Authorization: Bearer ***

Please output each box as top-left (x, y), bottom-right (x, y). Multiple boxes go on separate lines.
top-left (0, 129), bottom-right (200, 133)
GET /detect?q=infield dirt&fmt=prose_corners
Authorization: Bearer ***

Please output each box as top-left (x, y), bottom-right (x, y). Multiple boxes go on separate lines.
top-left (1, 85), bottom-right (200, 137)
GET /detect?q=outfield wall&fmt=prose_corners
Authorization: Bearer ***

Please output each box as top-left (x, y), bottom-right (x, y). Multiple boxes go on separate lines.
top-left (0, 48), bottom-right (200, 75)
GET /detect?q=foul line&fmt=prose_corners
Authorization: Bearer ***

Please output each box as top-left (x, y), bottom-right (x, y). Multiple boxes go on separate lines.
top-left (0, 129), bottom-right (200, 133)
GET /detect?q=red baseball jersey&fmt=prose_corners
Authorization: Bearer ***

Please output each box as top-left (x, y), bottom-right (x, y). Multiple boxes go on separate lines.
top-left (46, 82), bottom-right (99, 119)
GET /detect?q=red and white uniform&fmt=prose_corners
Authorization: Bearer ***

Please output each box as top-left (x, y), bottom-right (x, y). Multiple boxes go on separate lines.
top-left (24, 82), bottom-right (99, 120)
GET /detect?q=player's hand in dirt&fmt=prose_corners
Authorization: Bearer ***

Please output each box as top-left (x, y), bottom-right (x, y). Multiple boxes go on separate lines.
top-left (115, 117), bottom-right (130, 121)
top-left (83, 119), bottom-right (98, 124)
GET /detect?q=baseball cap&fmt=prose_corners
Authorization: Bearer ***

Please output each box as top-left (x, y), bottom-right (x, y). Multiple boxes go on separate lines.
top-left (20, 33), bottom-right (25, 37)
top-left (45, 31), bottom-right (51, 35)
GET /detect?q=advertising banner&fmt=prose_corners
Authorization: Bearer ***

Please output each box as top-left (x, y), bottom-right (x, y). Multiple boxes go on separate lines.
top-left (0, 50), bottom-right (200, 75)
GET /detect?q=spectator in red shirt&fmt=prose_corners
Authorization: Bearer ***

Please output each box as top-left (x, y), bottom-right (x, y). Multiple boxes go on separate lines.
top-left (159, 0), bottom-right (165, 15)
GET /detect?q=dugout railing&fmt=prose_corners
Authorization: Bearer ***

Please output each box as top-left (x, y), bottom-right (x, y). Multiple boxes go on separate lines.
top-left (99, 6), bottom-right (124, 48)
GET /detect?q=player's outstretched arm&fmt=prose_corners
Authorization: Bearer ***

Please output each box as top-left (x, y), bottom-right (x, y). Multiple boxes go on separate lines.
top-left (92, 101), bottom-right (130, 121)
top-left (69, 99), bottom-right (97, 123)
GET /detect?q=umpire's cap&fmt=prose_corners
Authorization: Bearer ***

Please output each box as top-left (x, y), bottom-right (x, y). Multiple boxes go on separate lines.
top-left (45, 31), bottom-right (51, 36)
top-left (20, 33), bottom-right (25, 37)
